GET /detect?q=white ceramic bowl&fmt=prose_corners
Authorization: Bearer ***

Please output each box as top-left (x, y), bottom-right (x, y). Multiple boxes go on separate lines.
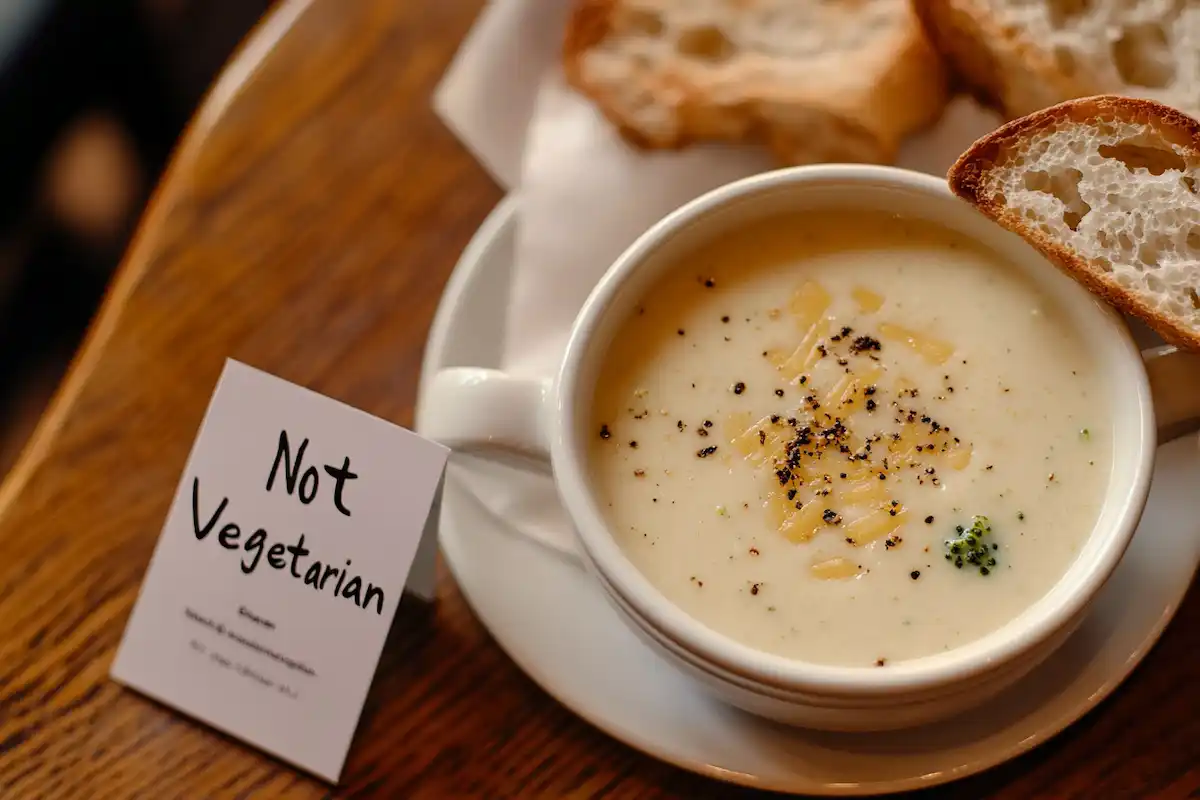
top-left (422, 165), bottom-right (1200, 730)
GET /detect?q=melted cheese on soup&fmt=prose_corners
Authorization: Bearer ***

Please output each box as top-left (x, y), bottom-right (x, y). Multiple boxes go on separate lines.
top-left (588, 210), bottom-right (1110, 667)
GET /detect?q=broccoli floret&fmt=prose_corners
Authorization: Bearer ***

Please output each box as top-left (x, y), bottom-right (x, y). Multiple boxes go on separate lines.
top-left (943, 515), bottom-right (998, 576)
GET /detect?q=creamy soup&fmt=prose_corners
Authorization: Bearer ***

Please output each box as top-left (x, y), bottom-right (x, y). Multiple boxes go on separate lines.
top-left (588, 210), bottom-right (1111, 667)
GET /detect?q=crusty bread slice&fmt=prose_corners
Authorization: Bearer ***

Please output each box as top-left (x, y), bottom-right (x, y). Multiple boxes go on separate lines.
top-left (563, 0), bottom-right (949, 165)
top-left (913, 0), bottom-right (1200, 121)
top-left (950, 95), bottom-right (1200, 349)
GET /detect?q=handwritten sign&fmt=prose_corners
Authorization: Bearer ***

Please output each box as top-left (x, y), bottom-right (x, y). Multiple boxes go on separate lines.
top-left (111, 360), bottom-right (447, 781)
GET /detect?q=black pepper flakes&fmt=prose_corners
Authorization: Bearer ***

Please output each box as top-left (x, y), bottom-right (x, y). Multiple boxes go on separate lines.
top-left (822, 509), bottom-right (842, 525)
top-left (633, 469), bottom-right (645, 477)
top-left (910, 570), bottom-right (921, 580)
top-left (704, 420), bottom-right (713, 428)
top-left (925, 515), bottom-right (934, 524)
top-left (875, 658), bottom-right (887, 667)
top-left (703, 278), bottom-right (715, 288)
top-left (850, 335), bottom-right (882, 354)
top-left (629, 440), bottom-right (638, 448)
top-left (775, 389), bottom-right (785, 397)
top-left (866, 399), bottom-right (877, 411)
top-left (697, 445), bottom-right (718, 458)
top-left (733, 382), bottom-right (746, 395)
top-left (721, 315), bottom-right (730, 323)
top-left (750, 583), bottom-right (761, 596)
top-left (677, 329), bottom-right (685, 336)
top-left (599, 424), bottom-right (611, 439)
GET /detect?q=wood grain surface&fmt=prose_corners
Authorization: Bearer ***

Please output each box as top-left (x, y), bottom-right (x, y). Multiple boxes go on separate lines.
top-left (0, 0), bottom-right (1196, 797)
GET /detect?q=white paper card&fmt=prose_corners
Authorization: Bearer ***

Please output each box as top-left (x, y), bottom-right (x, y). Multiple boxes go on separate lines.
top-left (111, 359), bottom-right (448, 782)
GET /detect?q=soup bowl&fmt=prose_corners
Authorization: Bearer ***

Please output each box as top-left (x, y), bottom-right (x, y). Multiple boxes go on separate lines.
top-left (420, 165), bottom-right (1200, 730)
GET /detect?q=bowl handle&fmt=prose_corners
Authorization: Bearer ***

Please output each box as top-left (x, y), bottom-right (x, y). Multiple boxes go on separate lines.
top-left (420, 367), bottom-right (554, 462)
top-left (420, 367), bottom-right (591, 566)
top-left (1143, 345), bottom-right (1200, 444)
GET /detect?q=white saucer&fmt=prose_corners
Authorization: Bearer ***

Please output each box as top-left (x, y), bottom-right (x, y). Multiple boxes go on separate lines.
top-left (415, 197), bottom-right (1200, 796)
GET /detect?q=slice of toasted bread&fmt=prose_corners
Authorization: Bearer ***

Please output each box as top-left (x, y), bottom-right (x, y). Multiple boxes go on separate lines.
top-left (949, 95), bottom-right (1200, 349)
top-left (913, 0), bottom-right (1200, 121)
top-left (562, 0), bottom-right (949, 166)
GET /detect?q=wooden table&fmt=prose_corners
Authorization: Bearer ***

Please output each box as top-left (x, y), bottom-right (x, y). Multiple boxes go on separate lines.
top-left (0, 0), bottom-right (1196, 796)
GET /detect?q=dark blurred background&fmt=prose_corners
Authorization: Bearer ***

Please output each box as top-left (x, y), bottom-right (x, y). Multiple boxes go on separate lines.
top-left (0, 0), bottom-right (272, 473)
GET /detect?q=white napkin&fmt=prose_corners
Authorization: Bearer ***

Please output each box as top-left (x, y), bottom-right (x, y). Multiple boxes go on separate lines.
top-left (433, 0), bottom-right (573, 190)
top-left (433, 1), bottom-right (1004, 378)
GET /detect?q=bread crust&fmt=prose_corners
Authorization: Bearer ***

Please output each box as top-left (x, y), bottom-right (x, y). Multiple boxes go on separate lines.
top-left (563, 0), bottom-right (644, 143)
top-left (909, 0), bottom-right (1005, 112)
top-left (562, 0), bottom-right (948, 165)
top-left (949, 95), bottom-right (1200, 350)
top-left (910, 0), bottom-right (1093, 120)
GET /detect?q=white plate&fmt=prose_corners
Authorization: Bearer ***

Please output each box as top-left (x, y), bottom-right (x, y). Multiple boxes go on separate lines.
top-left (415, 197), bottom-right (1200, 796)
